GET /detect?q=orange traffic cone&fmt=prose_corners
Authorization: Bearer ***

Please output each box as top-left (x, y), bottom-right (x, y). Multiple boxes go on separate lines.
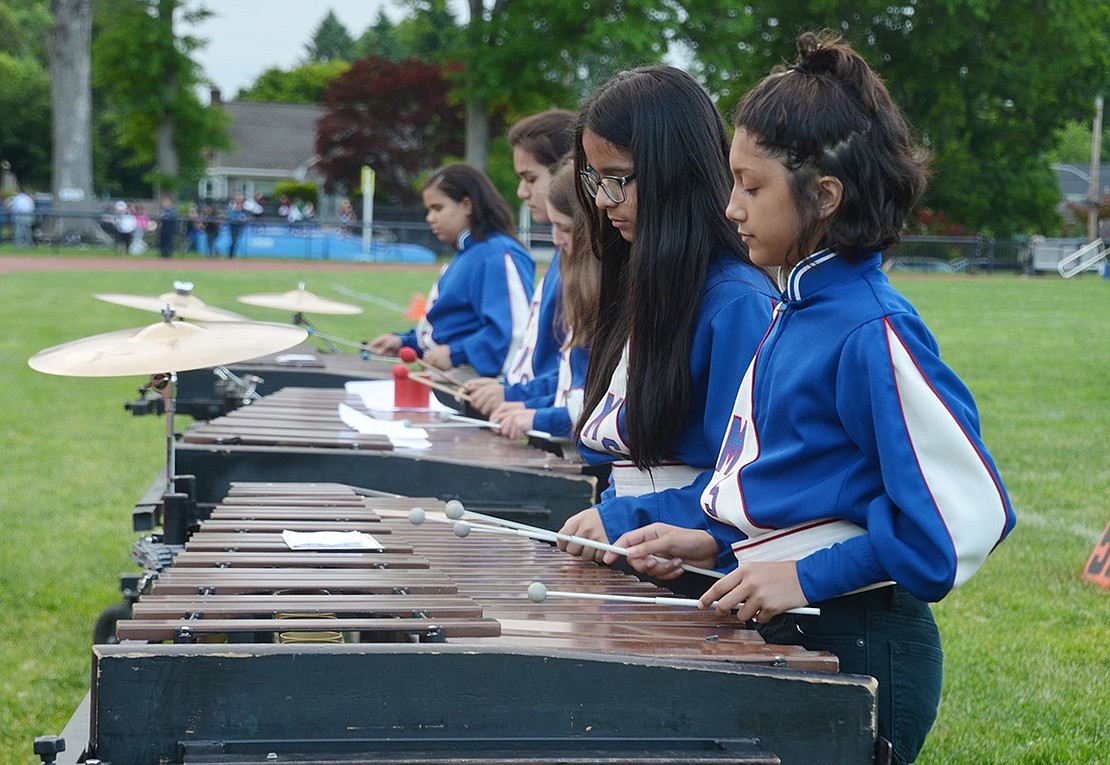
top-left (404, 292), bottom-right (427, 321)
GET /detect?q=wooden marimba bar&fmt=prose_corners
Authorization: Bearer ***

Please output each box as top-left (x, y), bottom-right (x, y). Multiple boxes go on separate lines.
top-left (87, 482), bottom-right (879, 764)
top-left (174, 388), bottom-right (599, 528)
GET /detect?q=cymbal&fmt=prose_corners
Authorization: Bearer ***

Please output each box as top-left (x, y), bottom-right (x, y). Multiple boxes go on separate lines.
top-left (237, 286), bottom-right (363, 315)
top-left (94, 281), bottom-right (248, 322)
top-left (28, 319), bottom-right (309, 377)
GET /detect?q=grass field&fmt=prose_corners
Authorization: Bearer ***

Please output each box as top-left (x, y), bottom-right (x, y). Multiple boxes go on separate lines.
top-left (1, 253), bottom-right (1107, 763)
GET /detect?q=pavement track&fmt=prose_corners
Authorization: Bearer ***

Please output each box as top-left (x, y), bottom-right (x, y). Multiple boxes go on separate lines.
top-left (0, 255), bottom-right (437, 274)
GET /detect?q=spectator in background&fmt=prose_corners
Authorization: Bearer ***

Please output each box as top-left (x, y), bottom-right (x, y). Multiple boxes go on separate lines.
top-left (7, 186), bottom-right (35, 247)
top-left (337, 198), bottom-right (356, 236)
top-left (158, 196), bottom-right (177, 258)
top-left (113, 200), bottom-right (138, 254)
top-left (185, 204), bottom-right (203, 253)
top-left (227, 194), bottom-right (248, 258)
top-left (203, 205), bottom-right (222, 256)
top-left (243, 192), bottom-right (265, 219)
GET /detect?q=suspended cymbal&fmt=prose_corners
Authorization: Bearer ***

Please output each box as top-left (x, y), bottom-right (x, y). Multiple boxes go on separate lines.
top-left (237, 286), bottom-right (363, 315)
top-left (94, 281), bottom-right (248, 322)
top-left (28, 319), bottom-right (309, 377)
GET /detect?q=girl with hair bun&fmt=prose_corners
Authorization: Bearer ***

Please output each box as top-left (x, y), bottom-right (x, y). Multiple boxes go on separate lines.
top-left (608, 32), bottom-right (1015, 764)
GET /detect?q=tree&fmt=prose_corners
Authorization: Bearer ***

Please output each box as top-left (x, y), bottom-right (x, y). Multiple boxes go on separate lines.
top-left (305, 9), bottom-right (355, 63)
top-left (92, 0), bottom-right (228, 195)
top-left (399, 0), bottom-right (759, 171)
top-left (1, 0), bottom-right (52, 65)
top-left (353, 11), bottom-right (408, 62)
top-left (693, 0), bottom-right (1110, 236)
top-left (0, 54), bottom-right (51, 189)
top-left (48, 0), bottom-right (96, 236)
top-left (237, 61), bottom-right (350, 104)
top-left (314, 56), bottom-right (465, 204)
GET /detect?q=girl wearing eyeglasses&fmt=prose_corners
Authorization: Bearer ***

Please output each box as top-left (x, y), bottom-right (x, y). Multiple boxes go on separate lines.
top-left (556, 66), bottom-right (776, 567)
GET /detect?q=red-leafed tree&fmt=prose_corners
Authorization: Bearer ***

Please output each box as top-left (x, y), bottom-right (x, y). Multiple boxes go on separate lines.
top-left (315, 56), bottom-right (464, 205)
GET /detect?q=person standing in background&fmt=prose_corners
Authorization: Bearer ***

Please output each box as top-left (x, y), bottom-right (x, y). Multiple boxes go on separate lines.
top-left (7, 186), bottom-right (35, 247)
top-left (157, 196), bottom-right (177, 258)
top-left (227, 194), bottom-right (248, 258)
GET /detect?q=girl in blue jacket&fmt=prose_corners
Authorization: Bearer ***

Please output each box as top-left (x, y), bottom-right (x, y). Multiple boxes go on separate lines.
top-left (608, 32), bottom-right (1016, 765)
top-left (368, 164), bottom-right (534, 377)
top-left (466, 109), bottom-right (576, 414)
top-left (491, 162), bottom-right (596, 441)
top-left (556, 66), bottom-right (776, 558)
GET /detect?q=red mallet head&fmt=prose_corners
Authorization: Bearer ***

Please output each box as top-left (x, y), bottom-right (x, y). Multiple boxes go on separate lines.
top-left (399, 347), bottom-right (418, 363)
top-left (392, 363), bottom-right (410, 380)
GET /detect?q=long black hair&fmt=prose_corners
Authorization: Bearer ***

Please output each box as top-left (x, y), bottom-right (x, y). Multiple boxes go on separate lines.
top-left (422, 163), bottom-right (518, 244)
top-left (574, 66), bottom-right (754, 469)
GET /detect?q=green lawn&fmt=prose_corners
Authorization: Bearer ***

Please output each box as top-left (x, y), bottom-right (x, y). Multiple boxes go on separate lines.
top-left (1, 256), bottom-right (1107, 763)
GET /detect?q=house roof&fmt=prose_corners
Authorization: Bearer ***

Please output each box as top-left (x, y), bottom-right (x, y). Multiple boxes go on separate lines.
top-left (211, 101), bottom-right (323, 174)
top-left (1053, 162), bottom-right (1110, 200)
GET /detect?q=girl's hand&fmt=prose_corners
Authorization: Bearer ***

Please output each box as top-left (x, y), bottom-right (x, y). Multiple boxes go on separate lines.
top-left (492, 405), bottom-right (533, 439)
top-left (556, 508), bottom-right (609, 562)
top-left (367, 334), bottom-right (401, 356)
top-left (605, 523), bottom-right (718, 579)
top-left (699, 561), bottom-right (807, 623)
top-left (466, 379), bottom-right (506, 415)
top-left (423, 344), bottom-right (452, 370)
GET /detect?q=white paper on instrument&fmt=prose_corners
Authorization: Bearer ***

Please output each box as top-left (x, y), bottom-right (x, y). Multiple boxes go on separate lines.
top-left (337, 402), bottom-right (432, 449)
top-left (345, 379), bottom-right (454, 413)
top-left (275, 353), bottom-right (318, 364)
top-left (281, 530), bottom-right (383, 550)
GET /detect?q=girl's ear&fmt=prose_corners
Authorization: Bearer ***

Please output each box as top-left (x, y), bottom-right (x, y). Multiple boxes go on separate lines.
top-left (462, 196), bottom-right (474, 216)
top-left (815, 176), bottom-right (844, 220)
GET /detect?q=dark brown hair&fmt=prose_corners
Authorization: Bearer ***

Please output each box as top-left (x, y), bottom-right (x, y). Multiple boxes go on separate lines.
top-left (733, 30), bottom-right (929, 264)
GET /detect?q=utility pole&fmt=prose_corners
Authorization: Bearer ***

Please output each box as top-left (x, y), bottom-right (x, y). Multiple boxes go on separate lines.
top-left (1087, 95), bottom-right (1102, 241)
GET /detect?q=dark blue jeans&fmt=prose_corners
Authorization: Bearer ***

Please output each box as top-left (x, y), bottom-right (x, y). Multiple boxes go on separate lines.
top-left (758, 585), bottom-right (943, 764)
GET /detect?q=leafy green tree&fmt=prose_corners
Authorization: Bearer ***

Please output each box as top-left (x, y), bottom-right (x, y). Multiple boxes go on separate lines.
top-left (237, 61), bottom-right (351, 104)
top-left (0, 0), bottom-right (52, 66)
top-left (92, 0), bottom-right (228, 194)
top-left (305, 9), bottom-right (355, 63)
top-left (353, 11), bottom-right (409, 62)
top-left (0, 53), bottom-right (51, 189)
top-left (696, 0), bottom-right (1110, 236)
top-left (1048, 120), bottom-right (1110, 165)
top-left (415, 0), bottom-right (681, 169)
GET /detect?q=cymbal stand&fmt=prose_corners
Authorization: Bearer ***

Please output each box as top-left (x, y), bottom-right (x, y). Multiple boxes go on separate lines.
top-left (288, 312), bottom-right (395, 362)
top-left (290, 311), bottom-right (342, 353)
top-left (212, 365), bottom-right (263, 404)
top-left (148, 371), bottom-right (178, 485)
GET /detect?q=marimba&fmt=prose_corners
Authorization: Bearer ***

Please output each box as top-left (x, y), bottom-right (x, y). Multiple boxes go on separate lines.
top-left (174, 387), bottom-right (600, 530)
top-left (172, 346), bottom-right (398, 420)
top-left (83, 482), bottom-right (878, 764)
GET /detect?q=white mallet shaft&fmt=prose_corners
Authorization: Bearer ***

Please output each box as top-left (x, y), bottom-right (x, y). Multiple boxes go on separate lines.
top-left (444, 501), bottom-right (721, 579)
top-left (526, 581), bottom-right (820, 616)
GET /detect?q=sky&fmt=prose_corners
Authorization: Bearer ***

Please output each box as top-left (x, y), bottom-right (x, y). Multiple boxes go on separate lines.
top-left (192, 1), bottom-right (446, 99)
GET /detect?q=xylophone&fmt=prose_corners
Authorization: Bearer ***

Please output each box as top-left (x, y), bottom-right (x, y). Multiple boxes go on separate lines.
top-left (173, 387), bottom-right (600, 530)
top-left (83, 482), bottom-right (878, 764)
top-left (171, 345), bottom-right (399, 420)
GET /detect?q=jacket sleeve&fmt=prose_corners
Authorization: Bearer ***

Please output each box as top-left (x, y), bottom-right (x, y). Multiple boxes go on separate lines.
top-left (531, 406), bottom-right (572, 439)
top-left (796, 313), bottom-right (1015, 603)
top-left (450, 250), bottom-right (533, 376)
top-left (504, 369), bottom-right (560, 403)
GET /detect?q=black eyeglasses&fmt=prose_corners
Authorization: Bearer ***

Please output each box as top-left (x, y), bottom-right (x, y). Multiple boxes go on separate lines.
top-left (580, 168), bottom-right (637, 204)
